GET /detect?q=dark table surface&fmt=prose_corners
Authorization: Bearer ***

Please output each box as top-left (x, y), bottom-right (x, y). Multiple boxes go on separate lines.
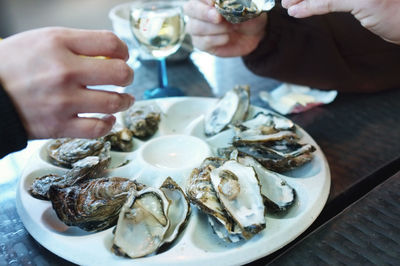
top-left (1, 52), bottom-right (399, 265)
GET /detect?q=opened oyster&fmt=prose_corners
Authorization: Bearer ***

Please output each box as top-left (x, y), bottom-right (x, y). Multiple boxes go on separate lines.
top-left (238, 155), bottom-right (295, 212)
top-left (123, 104), bottom-right (161, 139)
top-left (188, 157), bottom-right (266, 242)
top-left (204, 85), bottom-right (250, 137)
top-left (49, 177), bottom-right (145, 232)
top-left (30, 154), bottom-right (110, 200)
top-left (113, 177), bottom-right (190, 258)
top-left (104, 122), bottom-right (133, 152)
top-left (47, 138), bottom-right (110, 168)
top-left (218, 112), bottom-right (315, 172)
top-left (215, 0), bottom-right (275, 24)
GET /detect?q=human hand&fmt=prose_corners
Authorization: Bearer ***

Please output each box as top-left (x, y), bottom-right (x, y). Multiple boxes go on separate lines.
top-left (282, 0), bottom-right (400, 45)
top-left (0, 27), bottom-right (134, 139)
top-left (184, 0), bottom-right (267, 57)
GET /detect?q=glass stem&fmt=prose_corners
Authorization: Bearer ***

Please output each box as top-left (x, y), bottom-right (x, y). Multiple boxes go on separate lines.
top-left (158, 58), bottom-right (168, 89)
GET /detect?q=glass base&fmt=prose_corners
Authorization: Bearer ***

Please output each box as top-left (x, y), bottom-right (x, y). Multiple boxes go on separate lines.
top-left (143, 87), bottom-right (185, 99)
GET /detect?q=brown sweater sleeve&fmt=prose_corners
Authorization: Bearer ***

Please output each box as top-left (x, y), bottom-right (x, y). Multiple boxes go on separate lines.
top-left (242, 4), bottom-right (400, 92)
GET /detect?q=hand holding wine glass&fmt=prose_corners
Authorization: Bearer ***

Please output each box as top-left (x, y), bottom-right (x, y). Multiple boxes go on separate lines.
top-left (130, 0), bottom-right (186, 99)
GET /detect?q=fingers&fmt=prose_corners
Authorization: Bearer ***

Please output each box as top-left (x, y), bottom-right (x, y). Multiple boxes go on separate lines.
top-left (68, 90), bottom-right (135, 114)
top-left (284, 0), bottom-right (353, 18)
top-left (191, 34), bottom-right (230, 52)
top-left (60, 28), bottom-right (130, 60)
top-left (281, 0), bottom-right (302, 9)
top-left (60, 115), bottom-right (117, 139)
top-left (75, 56), bottom-right (134, 86)
top-left (187, 18), bottom-right (232, 36)
top-left (184, 0), bottom-right (222, 24)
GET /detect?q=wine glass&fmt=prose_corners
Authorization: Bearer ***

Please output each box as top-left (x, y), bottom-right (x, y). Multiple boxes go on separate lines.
top-left (129, 0), bottom-right (186, 99)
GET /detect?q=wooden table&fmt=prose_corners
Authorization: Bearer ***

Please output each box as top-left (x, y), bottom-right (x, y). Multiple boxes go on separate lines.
top-left (0, 53), bottom-right (399, 265)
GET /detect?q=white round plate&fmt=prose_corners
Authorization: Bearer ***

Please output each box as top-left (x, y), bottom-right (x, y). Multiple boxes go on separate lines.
top-left (16, 97), bottom-right (330, 266)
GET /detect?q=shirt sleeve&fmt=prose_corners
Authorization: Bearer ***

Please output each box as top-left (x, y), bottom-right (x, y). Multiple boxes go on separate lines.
top-left (242, 4), bottom-right (400, 92)
top-left (0, 82), bottom-right (28, 158)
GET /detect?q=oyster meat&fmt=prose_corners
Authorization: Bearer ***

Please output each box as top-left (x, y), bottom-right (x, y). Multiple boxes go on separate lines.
top-left (123, 104), bottom-right (161, 139)
top-left (104, 122), bottom-right (134, 152)
top-left (204, 85), bottom-right (250, 137)
top-left (49, 177), bottom-right (144, 232)
top-left (47, 138), bottom-right (110, 168)
top-left (215, 0), bottom-right (275, 24)
top-left (210, 160), bottom-right (265, 239)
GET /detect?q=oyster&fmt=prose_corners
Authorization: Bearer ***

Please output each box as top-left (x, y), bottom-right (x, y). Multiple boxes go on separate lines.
top-left (49, 177), bottom-right (144, 232)
top-left (104, 123), bottom-right (133, 152)
top-left (187, 157), bottom-right (235, 232)
top-left (160, 177), bottom-right (191, 243)
top-left (112, 187), bottom-right (170, 258)
top-left (47, 138), bottom-right (110, 168)
top-left (123, 104), bottom-right (161, 139)
top-left (215, 0), bottom-right (275, 24)
top-left (210, 160), bottom-right (265, 239)
top-left (204, 85), bottom-right (250, 137)
top-left (30, 155), bottom-right (110, 200)
top-left (238, 155), bottom-right (295, 212)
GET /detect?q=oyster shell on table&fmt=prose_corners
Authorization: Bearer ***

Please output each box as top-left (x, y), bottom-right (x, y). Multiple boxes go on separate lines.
top-left (204, 85), bottom-right (250, 137)
top-left (47, 138), bottom-right (110, 168)
top-left (215, 0), bottom-right (275, 24)
top-left (49, 177), bottom-right (145, 232)
top-left (123, 104), bottom-right (161, 139)
top-left (29, 154), bottom-right (110, 200)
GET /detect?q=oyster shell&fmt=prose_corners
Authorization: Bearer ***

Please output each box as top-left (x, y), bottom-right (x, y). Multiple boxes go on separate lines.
top-left (123, 104), bottom-right (161, 139)
top-left (204, 85), bottom-right (250, 137)
top-left (112, 187), bottom-right (170, 258)
top-left (104, 123), bottom-right (133, 152)
top-left (160, 177), bottom-right (191, 244)
top-left (49, 177), bottom-right (144, 232)
top-left (238, 155), bottom-right (295, 212)
top-left (29, 155), bottom-right (110, 200)
top-left (47, 138), bottom-right (110, 168)
top-left (187, 157), bottom-right (235, 232)
top-left (210, 160), bottom-right (265, 239)
top-left (215, 0), bottom-right (275, 24)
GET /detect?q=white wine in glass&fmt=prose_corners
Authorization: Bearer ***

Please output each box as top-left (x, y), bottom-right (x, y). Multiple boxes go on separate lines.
top-left (130, 1), bottom-right (186, 99)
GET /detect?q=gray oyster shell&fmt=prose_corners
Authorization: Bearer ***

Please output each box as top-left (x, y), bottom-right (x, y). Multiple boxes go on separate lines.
top-left (47, 138), bottom-right (110, 168)
top-left (204, 85), bottom-right (250, 137)
top-left (123, 104), bottom-right (161, 139)
top-left (29, 154), bottom-right (110, 200)
top-left (49, 177), bottom-right (145, 232)
top-left (215, 0), bottom-right (275, 23)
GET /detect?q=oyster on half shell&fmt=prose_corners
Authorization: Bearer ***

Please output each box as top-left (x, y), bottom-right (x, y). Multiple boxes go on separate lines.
top-left (215, 0), bottom-right (275, 24)
top-left (123, 103), bottom-right (161, 139)
top-left (204, 85), bottom-right (250, 137)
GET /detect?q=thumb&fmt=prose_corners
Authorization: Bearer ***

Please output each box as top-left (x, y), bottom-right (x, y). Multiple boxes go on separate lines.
top-left (288, 0), bottom-right (354, 18)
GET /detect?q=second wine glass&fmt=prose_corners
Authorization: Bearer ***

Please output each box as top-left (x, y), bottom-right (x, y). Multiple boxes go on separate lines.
top-left (130, 1), bottom-right (186, 99)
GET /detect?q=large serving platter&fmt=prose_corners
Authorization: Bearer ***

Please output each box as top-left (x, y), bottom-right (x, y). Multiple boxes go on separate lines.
top-left (16, 97), bottom-right (330, 266)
